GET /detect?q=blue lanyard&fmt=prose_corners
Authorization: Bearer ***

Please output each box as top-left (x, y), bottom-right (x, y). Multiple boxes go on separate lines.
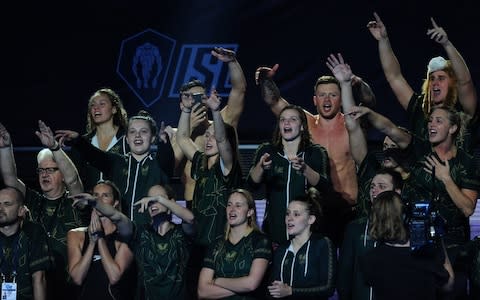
top-left (0, 233), bottom-right (21, 280)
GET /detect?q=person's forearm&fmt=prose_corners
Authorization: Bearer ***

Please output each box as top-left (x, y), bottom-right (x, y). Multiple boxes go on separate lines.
top-left (442, 41), bottom-right (471, 84)
top-left (32, 271), bottom-right (46, 300)
top-left (158, 196), bottom-right (194, 223)
top-left (443, 179), bottom-right (476, 217)
top-left (222, 59), bottom-right (246, 127)
top-left (442, 40), bottom-right (477, 116)
top-left (214, 274), bottom-right (262, 294)
top-left (170, 132), bottom-right (186, 170)
top-left (212, 110), bottom-right (234, 172)
top-left (261, 79), bottom-right (287, 116)
top-left (73, 136), bottom-right (112, 174)
top-left (198, 282), bottom-right (235, 299)
top-left (176, 110), bottom-right (197, 161)
top-left (94, 201), bottom-right (133, 238)
top-left (52, 148), bottom-right (84, 195)
top-left (0, 146), bottom-right (24, 192)
top-left (340, 80), bottom-right (357, 131)
top-left (302, 165), bottom-right (320, 186)
top-left (177, 110), bottom-right (191, 140)
top-left (368, 111), bottom-right (411, 148)
top-left (69, 243), bottom-right (95, 285)
top-left (97, 239), bottom-right (123, 284)
top-left (228, 59), bottom-right (247, 93)
top-left (248, 164), bottom-right (264, 184)
top-left (378, 37), bottom-right (402, 82)
top-left (198, 267), bottom-right (236, 299)
top-left (212, 110), bottom-right (227, 144)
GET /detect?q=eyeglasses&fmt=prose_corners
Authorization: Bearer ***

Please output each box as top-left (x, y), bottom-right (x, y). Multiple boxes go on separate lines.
top-left (36, 167), bottom-right (60, 175)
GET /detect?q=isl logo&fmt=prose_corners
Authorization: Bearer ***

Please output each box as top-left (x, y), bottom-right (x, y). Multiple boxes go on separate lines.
top-left (117, 28), bottom-right (238, 107)
top-left (117, 29), bottom-right (176, 107)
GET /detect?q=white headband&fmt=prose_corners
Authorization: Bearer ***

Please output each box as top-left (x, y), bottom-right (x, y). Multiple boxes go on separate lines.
top-left (427, 56), bottom-right (448, 74)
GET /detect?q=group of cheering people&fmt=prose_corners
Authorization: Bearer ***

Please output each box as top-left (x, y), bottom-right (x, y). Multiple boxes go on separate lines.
top-left (0, 12), bottom-right (480, 300)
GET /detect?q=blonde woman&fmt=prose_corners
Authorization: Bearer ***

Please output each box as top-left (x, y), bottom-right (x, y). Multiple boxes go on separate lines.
top-left (198, 189), bottom-right (271, 299)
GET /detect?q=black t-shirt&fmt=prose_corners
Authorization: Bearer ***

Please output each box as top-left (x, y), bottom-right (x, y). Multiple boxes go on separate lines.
top-left (359, 243), bottom-right (449, 300)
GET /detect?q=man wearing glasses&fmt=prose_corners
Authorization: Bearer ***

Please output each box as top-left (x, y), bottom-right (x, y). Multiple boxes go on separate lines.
top-left (0, 121), bottom-right (88, 300)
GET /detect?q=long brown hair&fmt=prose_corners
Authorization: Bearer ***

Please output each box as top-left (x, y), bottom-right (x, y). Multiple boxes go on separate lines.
top-left (420, 61), bottom-right (458, 115)
top-left (272, 105), bottom-right (312, 151)
top-left (368, 191), bottom-right (408, 244)
top-left (86, 88), bottom-right (128, 134)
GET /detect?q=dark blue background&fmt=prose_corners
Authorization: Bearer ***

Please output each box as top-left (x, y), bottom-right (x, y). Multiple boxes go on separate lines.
top-left (4, 1), bottom-right (479, 156)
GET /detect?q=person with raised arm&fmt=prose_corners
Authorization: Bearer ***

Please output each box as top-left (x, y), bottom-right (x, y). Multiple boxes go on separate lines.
top-left (176, 87), bottom-right (243, 299)
top-left (255, 61), bottom-right (376, 247)
top-left (171, 47), bottom-right (246, 205)
top-left (367, 12), bottom-right (478, 152)
top-left (0, 121), bottom-right (88, 300)
top-left (56, 110), bottom-right (172, 227)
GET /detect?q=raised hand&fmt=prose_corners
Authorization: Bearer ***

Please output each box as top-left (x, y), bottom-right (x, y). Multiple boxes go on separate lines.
top-left (211, 47), bottom-right (236, 62)
top-left (423, 154), bottom-right (451, 182)
top-left (427, 18), bottom-right (449, 45)
top-left (0, 123), bottom-right (12, 148)
top-left (35, 120), bottom-right (58, 149)
top-left (204, 89), bottom-right (222, 112)
top-left (134, 195), bottom-right (166, 213)
top-left (289, 155), bottom-right (307, 175)
top-left (326, 53), bottom-right (352, 83)
top-left (190, 104), bottom-right (208, 130)
top-left (367, 12), bottom-right (388, 41)
top-left (259, 153), bottom-right (272, 170)
top-left (88, 211), bottom-right (103, 244)
top-left (158, 121), bottom-right (171, 144)
top-left (255, 64), bottom-right (279, 85)
top-left (70, 192), bottom-right (97, 209)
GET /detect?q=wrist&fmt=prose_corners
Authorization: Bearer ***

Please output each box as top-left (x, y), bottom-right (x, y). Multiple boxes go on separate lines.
top-left (182, 108), bottom-right (192, 113)
top-left (50, 142), bottom-right (61, 151)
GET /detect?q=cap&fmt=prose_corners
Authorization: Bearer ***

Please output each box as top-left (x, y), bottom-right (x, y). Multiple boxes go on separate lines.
top-left (427, 56), bottom-right (448, 74)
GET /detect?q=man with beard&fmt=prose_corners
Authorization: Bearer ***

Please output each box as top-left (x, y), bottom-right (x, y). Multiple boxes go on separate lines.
top-left (255, 61), bottom-right (375, 247)
top-left (0, 187), bottom-right (51, 300)
top-left (0, 121), bottom-right (88, 300)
